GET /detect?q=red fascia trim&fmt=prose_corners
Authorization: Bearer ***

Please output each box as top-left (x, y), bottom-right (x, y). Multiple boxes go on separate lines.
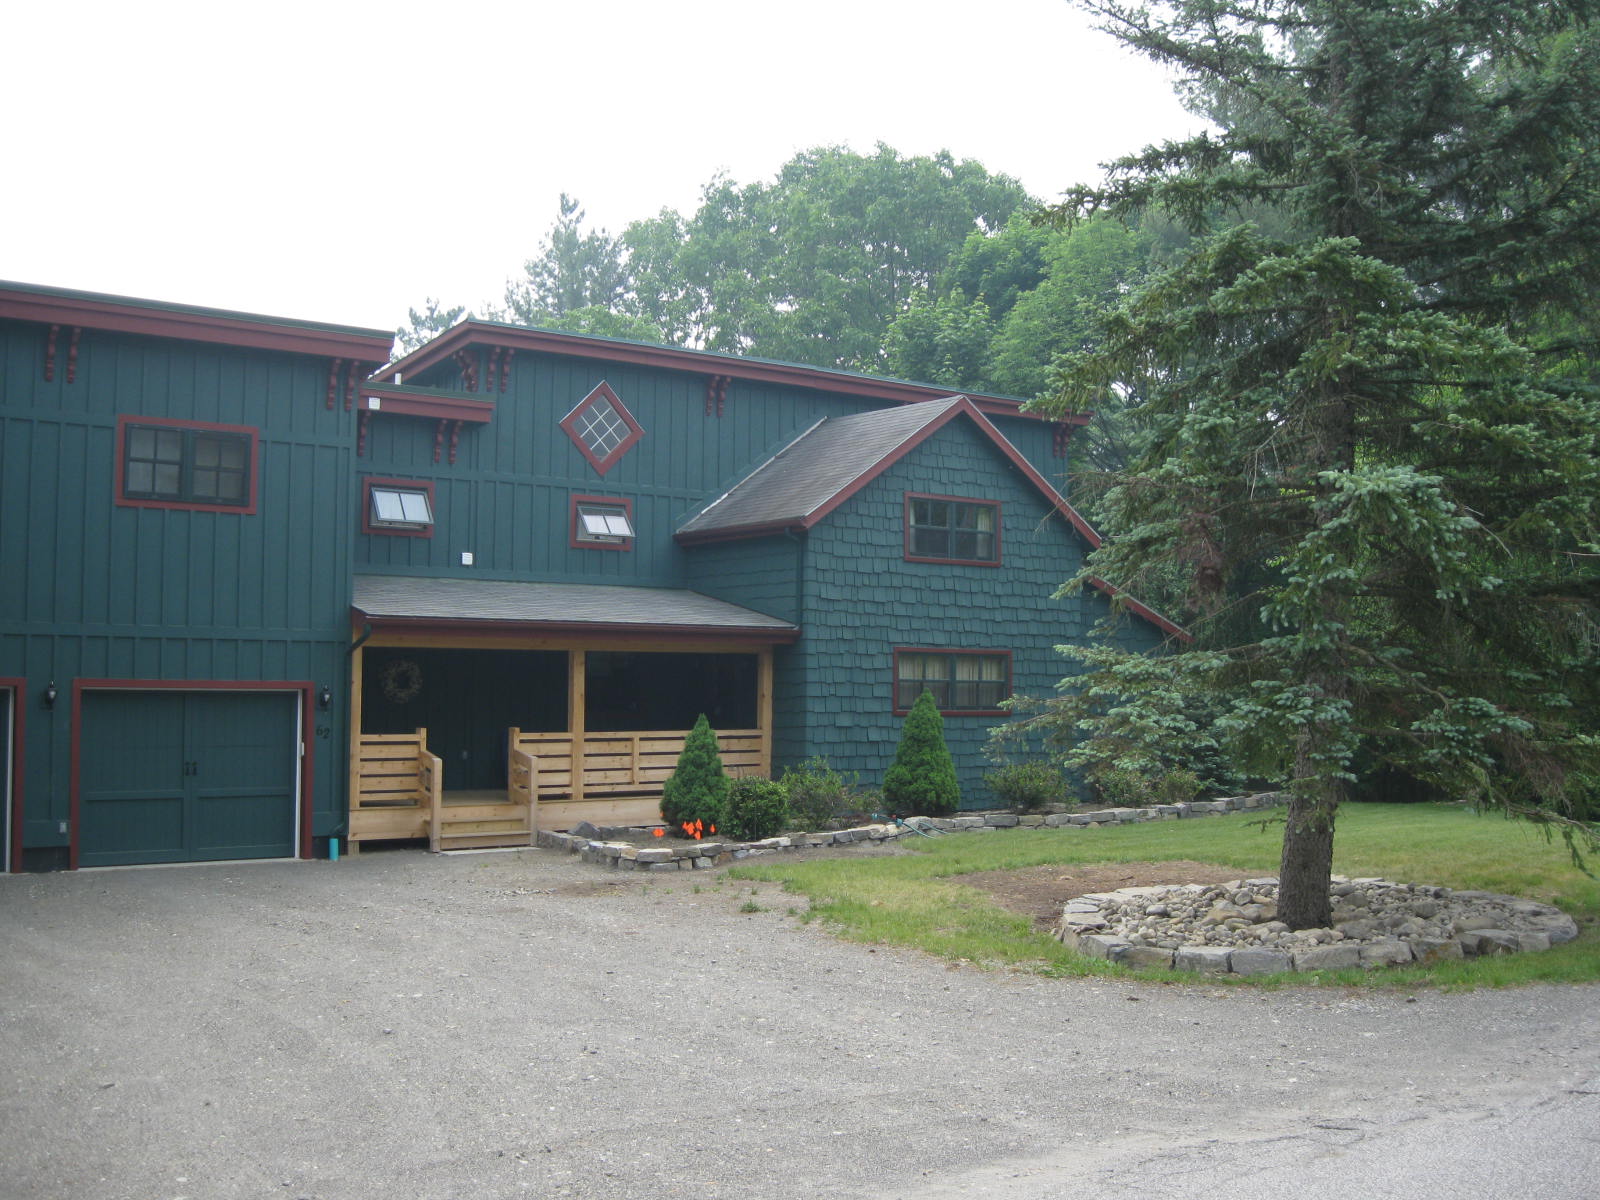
top-left (2, 679), bottom-right (23, 874)
top-left (68, 679), bottom-right (316, 869)
top-left (570, 494), bottom-right (635, 552)
top-left (114, 415), bottom-right (260, 515)
top-left (1086, 577), bottom-right (1192, 643)
top-left (0, 288), bottom-right (391, 360)
top-left (362, 477), bottom-right (436, 539)
top-left (891, 647), bottom-right (1013, 717)
top-left (903, 492), bottom-right (1003, 567)
top-left (379, 322), bottom-right (1035, 415)
top-left (360, 386), bottom-right (495, 423)
top-left (359, 615), bottom-right (800, 645)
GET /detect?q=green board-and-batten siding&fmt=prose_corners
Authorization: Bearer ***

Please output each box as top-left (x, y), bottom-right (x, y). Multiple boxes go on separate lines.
top-left (0, 319), bottom-right (360, 860)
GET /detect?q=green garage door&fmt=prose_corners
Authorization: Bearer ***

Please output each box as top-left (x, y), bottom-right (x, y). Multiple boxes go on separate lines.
top-left (80, 691), bottom-right (299, 867)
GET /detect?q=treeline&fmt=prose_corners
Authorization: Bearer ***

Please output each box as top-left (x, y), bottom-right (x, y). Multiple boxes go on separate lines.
top-left (397, 143), bottom-right (1166, 443)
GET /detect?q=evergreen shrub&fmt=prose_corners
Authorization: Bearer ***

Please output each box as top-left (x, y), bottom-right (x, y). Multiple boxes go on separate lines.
top-left (780, 757), bottom-right (863, 830)
top-left (660, 714), bottom-right (729, 835)
top-left (883, 690), bottom-right (960, 817)
top-left (723, 777), bottom-right (791, 841)
top-left (983, 761), bottom-right (1065, 812)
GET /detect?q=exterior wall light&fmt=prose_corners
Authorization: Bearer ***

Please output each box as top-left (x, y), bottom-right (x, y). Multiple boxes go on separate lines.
top-left (318, 685), bottom-right (332, 710)
top-left (42, 681), bottom-right (58, 709)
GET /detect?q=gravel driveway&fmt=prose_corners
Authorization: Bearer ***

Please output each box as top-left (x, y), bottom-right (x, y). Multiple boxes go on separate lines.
top-left (3, 847), bottom-right (1597, 1199)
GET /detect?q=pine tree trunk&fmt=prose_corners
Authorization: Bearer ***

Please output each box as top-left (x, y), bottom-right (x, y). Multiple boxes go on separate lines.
top-left (1277, 728), bottom-right (1341, 929)
top-left (1277, 792), bottom-right (1336, 929)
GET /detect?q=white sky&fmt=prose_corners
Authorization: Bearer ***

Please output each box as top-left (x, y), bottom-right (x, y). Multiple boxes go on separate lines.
top-left (2, 0), bottom-right (1199, 333)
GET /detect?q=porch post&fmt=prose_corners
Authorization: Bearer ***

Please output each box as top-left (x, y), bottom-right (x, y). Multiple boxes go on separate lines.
top-left (568, 649), bottom-right (586, 805)
top-left (757, 646), bottom-right (774, 779)
top-left (347, 640), bottom-right (365, 849)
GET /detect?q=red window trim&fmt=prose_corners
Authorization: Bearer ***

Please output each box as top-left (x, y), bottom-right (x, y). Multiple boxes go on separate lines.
top-left (362, 476), bottom-right (436, 539)
top-left (1, 678), bottom-right (24, 874)
top-left (904, 492), bottom-right (1002, 567)
top-left (570, 494), bottom-right (635, 551)
top-left (892, 647), bottom-right (1013, 716)
top-left (114, 415), bottom-right (259, 514)
top-left (559, 381), bottom-right (644, 476)
top-left (67, 679), bottom-right (315, 870)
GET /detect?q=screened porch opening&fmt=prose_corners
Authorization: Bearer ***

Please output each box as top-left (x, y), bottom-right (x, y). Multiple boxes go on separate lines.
top-left (584, 651), bottom-right (756, 731)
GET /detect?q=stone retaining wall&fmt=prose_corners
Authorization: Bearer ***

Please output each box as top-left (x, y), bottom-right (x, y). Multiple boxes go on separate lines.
top-left (533, 791), bottom-right (1287, 870)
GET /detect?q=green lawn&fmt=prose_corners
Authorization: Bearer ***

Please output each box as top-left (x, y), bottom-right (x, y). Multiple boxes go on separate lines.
top-left (729, 804), bottom-right (1600, 987)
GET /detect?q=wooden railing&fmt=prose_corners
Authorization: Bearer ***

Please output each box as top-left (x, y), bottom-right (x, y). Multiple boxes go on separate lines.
top-left (508, 727), bottom-right (765, 829)
top-left (350, 728), bottom-right (440, 846)
top-left (508, 747), bottom-right (540, 839)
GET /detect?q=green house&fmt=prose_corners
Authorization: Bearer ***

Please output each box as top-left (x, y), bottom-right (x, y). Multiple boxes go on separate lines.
top-left (0, 281), bottom-right (1178, 870)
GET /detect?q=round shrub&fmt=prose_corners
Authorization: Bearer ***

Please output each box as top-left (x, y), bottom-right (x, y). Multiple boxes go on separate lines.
top-left (780, 756), bottom-right (863, 830)
top-left (723, 777), bottom-right (791, 840)
top-left (983, 761), bottom-right (1066, 812)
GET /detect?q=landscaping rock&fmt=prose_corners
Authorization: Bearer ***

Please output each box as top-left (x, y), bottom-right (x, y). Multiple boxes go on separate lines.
top-left (1053, 875), bottom-right (1576, 976)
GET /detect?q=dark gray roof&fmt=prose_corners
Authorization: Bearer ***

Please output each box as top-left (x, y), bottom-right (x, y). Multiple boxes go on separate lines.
top-left (352, 575), bottom-right (796, 634)
top-left (678, 395), bottom-right (968, 536)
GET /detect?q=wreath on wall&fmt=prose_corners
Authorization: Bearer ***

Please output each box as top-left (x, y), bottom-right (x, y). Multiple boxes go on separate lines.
top-left (380, 658), bottom-right (423, 705)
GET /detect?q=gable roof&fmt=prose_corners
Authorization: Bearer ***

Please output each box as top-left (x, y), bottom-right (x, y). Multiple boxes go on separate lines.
top-left (674, 395), bottom-right (1188, 641)
top-left (676, 395), bottom-right (1100, 544)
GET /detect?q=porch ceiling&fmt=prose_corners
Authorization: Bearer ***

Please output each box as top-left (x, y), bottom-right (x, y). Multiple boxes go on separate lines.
top-left (352, 575), bottom-right (799, 641)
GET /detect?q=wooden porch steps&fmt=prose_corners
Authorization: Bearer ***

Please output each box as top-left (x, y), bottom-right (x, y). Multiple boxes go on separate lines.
top-left (433, 800), bottom-right (535, 852)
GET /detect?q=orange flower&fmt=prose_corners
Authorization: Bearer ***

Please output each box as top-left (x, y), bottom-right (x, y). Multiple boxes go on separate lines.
top-left (652, 827), bottom-right (665, 838)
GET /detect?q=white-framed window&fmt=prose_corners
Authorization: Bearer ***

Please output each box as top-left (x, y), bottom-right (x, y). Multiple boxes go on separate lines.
top-left (572, 495), bottom-right (635, 549)
top-left (363, 478), bottom-right (435, 537)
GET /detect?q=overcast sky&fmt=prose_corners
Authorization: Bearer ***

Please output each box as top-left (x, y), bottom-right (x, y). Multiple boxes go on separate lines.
top-left (3, 0), bottom-right (1199, 333)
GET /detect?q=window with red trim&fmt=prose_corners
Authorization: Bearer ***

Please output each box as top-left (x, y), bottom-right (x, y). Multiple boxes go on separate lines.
top-left (906, 494), bottom-right (999, 565)
top-left (894, 650), bottom-right (1011, 714)
top-left (560, 382), bottom-right (643, 475)
top-left (362, 478), bottom-right (435, 537)
top-left (570, 495), bottom-right (635, 549)
top-left (116, 416), bottom-right (257, 513)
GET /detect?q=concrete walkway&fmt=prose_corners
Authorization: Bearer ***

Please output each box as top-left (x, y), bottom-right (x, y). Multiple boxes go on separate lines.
top-left (3, 847), bottom-right (1596, 1199)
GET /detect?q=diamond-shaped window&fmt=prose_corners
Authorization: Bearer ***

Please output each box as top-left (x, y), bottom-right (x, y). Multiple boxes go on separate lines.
top-left (561, 381), bottom-right (643, 475)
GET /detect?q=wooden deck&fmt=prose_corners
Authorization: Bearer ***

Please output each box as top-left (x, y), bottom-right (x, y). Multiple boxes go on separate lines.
top-left (349, 726), bottom-right (766, 850)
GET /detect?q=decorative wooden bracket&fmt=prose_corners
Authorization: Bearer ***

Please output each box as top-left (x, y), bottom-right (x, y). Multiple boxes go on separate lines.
top-left (448, 420), bottom-right (463, 464)
top-left (499, 348), bottom-right (514, 393)
top-left (485, 346), bottom-right (503, 394)
top-left (453, 348), bottom-right (480, 392)
top-left (327, 358), bottom-right (343, 409)
top-left (433, 420), bottom-right (447, 463)
top-left (44, 325), bottom-right (58, 381)
top-left (67, 327), bottom-right (82, 383)
top-left (357, 409), bottom-right (371, 457)
top-left (345, 360), bottom-right (365, 411)
top-left (705, 374), bottom-right (729, 416)
top-left (1052, 420), bottom-right (1073, 457)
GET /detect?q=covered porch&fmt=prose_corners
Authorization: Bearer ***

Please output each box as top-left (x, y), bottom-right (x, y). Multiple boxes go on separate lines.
top-left (345, 576), bottom-right (798, 851)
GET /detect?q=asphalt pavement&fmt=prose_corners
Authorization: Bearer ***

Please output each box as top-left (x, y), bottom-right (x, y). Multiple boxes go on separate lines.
top-left (2, 846), bottom-right (1595, 1199)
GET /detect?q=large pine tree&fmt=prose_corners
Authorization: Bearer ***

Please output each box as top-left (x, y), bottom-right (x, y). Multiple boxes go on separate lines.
top-left (1035, 1), bottom-right (1600, 928)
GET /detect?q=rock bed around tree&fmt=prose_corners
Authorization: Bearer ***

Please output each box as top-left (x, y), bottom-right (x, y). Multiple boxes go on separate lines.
top-left (1055, 876), bottom-right (1580, 974)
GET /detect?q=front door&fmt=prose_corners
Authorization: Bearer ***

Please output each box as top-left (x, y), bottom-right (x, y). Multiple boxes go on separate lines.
top-left (79, 690), bottom-right (299, 866)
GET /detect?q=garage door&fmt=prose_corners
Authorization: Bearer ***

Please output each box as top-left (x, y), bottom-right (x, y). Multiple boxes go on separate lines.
top-left (79, 691), bottom-right (299, 867)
